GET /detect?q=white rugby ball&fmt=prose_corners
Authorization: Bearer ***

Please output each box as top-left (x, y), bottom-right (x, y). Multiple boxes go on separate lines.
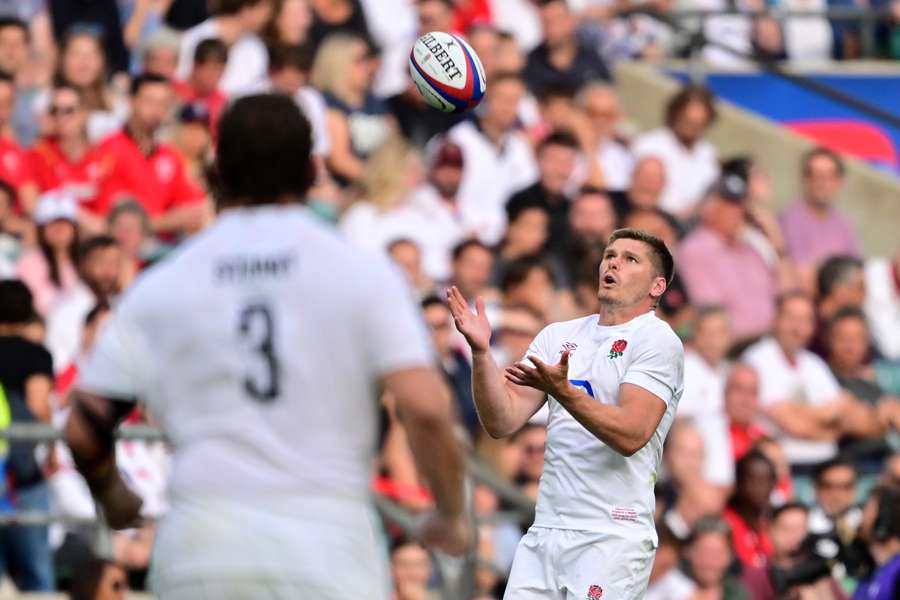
top-left (409, 31), bottom-right (487, 114)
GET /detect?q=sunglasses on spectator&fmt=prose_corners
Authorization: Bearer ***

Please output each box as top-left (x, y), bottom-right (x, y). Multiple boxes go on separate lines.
top-left (50, 104), bottom-right (79, 116)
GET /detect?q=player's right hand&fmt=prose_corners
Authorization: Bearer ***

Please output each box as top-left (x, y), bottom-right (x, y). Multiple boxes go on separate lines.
top-left (419, 512), bottom-right (472, 556)
top-left (446, 286), bottom-right (491, 353)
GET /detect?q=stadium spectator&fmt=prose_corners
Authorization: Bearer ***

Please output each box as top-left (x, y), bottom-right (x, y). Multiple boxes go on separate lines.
top-left (54, 26), bottom-right (128, 142)
top-left (312, 33), bottom-right (393, 185)
top-left (119, 0), bottom-right (172, 57)
top-left (863, 246), bottom-right (900, 361)
top-left (661, 420), bottom-right (726, 540)
top-left (808, 457), bottom-right (863, 543)
top-left (267, 43), bottom-right (331, 161)
top-left (0, 178), bottom-right (30, 277)
top-left (387, 239), bottom-right (434, 299)
top-left (0, 16), bottom-right (43, 148)
top-left (512, 423), bottom-right (546, 500)
top-left (448, 239), bottom-right (495, 305)
top-left (0, 73), bottom-right (39, 213)
top-left (172, 37), bottom-right (228, 142)
top-left (755, 435), bottom-right (796, 506)
top-left (261, 0), bottom-right (312, 47)
top-left (609, 155), bottom-right (667, 221)
top-left (742, 292), bottom-right (883, 471)
top-left (723, 450), bottom-right (776, 569)
top-left (853, 484), bottom-right (900, 600)
top-left (682, 306), bottom-right (737, 491)
top-left (45, 235), bottom-right (120, 376)
top-left (389, 537), bottom-right (437, 600)
top-left (679, 174), bottom-right (778, 341)
top-left (811, 255), bottom-right (866, 357)
top-left (445, 71), bottom-right (538, 245)
top-left (422, 295), bottom-right (477, 435)
top-left (95, 74), bottom-right (206, 234)
top-left (682, 516), bottom-right (752, 599)
top-left (523, 0), bottom-right (610, 96)
top-left (138, 26), bottom-right (181, 79)
top-left (175, 0), bottom-right (273, 95)
top-left (171, 101), bottom-right (214, 194)
top-left (48, 2), bottom-right (130, 75)
top-left (577, 82), bottom-right (634, 192)
top-left (0, 279), bottom-right (54, 591)
top-left (16, 192), bottom-right (81, 316)
top-left (505, 131), bottom-right (580, 254)
top-left (726, 363), bottom-right (769, 462)
top-left (68, 556), bottom-right (128, 600)
top-left (779, 148), bottom-right (859, 272)
top-left (107, 199), bottom-right (159, 284)
top-left (633, 86), bottom-right (720, 218)
top-left (498, 256), bottom-right (562, 323)
top-left (491, 303), bottom-right (545, 370)
top-left (307, 0), bottom-right (372, 56)
top-left (492, 201), bottom-right (550, 286)
top-left (29, 84), bottom-right (111, 233)
top-left (552, 187), bottom-right (615, 288)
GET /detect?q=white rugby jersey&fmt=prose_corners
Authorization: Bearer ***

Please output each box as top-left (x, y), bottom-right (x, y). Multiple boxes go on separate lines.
top-left (79, 205), bottom-right (432, 581)
top-left (526, 311), bottom-right (684, 539)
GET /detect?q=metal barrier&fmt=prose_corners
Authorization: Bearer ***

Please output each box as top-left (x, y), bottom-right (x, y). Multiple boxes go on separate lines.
top-left (0, 423), bottom-right (529, 599)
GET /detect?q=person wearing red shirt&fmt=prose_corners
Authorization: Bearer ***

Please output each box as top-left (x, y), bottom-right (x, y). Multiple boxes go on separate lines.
top-left (0, 72), bottom-right (38, 213)
top-left (96, 74), bottom-right (206, 235)
top-left (172, 38), bottom-right (228, 142)
top-left (726, 363), bottom-right (770, 461)
top-left (723, 450), bottom-right (776, 569)
top-left (29, 84), bottom-right (114, 234)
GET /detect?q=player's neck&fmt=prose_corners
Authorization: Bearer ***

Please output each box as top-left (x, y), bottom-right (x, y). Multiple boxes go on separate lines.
top-left (596, 301), bottom-right (653, 326)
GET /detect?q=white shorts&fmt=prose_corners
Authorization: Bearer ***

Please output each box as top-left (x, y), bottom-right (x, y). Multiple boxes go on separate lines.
top-left (503, 526), bottom-right (656, 600)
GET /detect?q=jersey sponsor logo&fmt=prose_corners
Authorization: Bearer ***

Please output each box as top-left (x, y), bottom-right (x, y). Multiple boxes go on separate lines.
top-left (587, 584), bottom-right (603, 599)
top-left (569, 379), bottom-right (594, 398)
top-left (608, 339), bottom-right (627, 359)
top-left (611, 506), bottom-right (638, 522)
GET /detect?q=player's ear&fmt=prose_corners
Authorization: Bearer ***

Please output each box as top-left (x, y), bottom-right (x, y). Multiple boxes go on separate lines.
top-left (649, 276), bottom-right (667, 300)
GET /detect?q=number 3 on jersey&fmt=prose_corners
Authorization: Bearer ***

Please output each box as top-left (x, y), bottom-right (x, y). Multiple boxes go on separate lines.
top-left (238, 304), bottom-right (280, 402)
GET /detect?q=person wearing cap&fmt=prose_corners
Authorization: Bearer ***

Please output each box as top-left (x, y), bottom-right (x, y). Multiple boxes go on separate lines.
top-left (678, 173), bottom-right (781, 341)
top-left (0, 279), bottom-right (55, 591)
top-left (16, 191), bottom-right (82, 316)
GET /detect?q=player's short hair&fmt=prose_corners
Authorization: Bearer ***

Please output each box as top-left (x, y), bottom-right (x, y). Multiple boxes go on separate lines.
top-left (607, 228), bottom-right (675, 286)
top-left (268, 43), bottom-right (313, 72)
top-left (537, 130), bottom-right (580, 154)
top-left (215, 94), bottom-right (315, 206)
top-left (664, 85), bottom-right (717, 129)
top-left (813, 455), bottom-right (857, 486)
top-left (130, 72), bottom-right (169, 97)
top-left (816, 255), bottom-right (862, 299)
top-left (501, 256), bottom-right (555, 293)
top-left (802, 146), bottom-right (845, 178)
top-left (772, 501), bottom-right (808, 522)
top-left (0, 279), bottom-right (36, 325)
top-left (194, 38), bottom-right (228, 65)
top-left (451, 239), bottom-right (491, 262)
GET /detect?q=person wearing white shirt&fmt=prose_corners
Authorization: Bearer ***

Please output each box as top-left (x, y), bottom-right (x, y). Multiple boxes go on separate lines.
top-left (864, 250), bottom-right (900, 361)
top-left (632, 86), bottom-right (719, 218)
top-left (681, 306), bottom-right (735, 490)
top-left (742, 292), bottom-right (883, 469)
top-left (444, 73), bottom-right (539, 246)
top-left (175, 0), bottom-right (274, 96)
top-left (448, 228), bottom-right (684, 599)
top-left (577, 83), bottom-right (635, 192)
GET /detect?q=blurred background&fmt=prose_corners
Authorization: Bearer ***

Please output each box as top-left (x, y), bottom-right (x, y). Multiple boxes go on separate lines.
top-left (0, 0), bottom-right (899, 598)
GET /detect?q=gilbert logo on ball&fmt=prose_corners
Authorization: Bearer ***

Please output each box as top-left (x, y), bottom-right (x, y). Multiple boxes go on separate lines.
top-left (409, 31), bottom-right (487, 114)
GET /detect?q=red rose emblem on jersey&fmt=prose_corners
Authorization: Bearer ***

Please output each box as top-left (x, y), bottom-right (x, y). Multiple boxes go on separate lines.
top-left (587, 584), bottom-right (603, 599)
top-left (608, 339), bottom-right (627, 359)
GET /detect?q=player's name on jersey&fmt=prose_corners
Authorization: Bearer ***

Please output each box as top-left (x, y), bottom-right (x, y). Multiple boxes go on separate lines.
top-left (216, 253), bottom-right (295, 281)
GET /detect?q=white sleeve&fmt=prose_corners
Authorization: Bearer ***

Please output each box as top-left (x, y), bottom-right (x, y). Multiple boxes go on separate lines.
top-left (362, 259), bottom-right (433, 376)
top-left (78, 301), bottom-right (148, 402)
top-left (519, 324), bottom-right (556, 366)
top-left (806, 356), bottom-right (841, 404)
top-left (622, 331), bottom-right (684, 407)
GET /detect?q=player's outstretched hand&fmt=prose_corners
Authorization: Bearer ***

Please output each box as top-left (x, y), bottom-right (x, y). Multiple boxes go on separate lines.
top-left (419, 512), bottom-right (471, 556)
top-left (505, 351), bottom-right (573, 397)
top-left (446, 286), bottom-right (491, 353)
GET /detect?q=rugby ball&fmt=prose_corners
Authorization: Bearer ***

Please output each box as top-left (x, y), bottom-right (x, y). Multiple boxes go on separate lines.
top-left (409, 31), bottom-right (487, 114)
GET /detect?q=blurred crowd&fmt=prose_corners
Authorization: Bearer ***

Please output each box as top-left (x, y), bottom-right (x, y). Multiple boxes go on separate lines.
top-left (0, 0), bottom-right (899, 599)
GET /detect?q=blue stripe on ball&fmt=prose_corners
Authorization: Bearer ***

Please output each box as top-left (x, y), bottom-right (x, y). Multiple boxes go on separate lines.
top-left (409, 56), bottom-right (469, 113)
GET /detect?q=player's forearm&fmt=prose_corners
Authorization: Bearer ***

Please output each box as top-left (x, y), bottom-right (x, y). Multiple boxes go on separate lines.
top-left (471, 349), bottom-right (527, 438)
top-left (556, 386), bottom-right (648, 456)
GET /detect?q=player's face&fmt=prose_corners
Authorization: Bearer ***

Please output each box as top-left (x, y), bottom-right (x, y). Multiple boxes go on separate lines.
top-left (597, 238), bottom-right (665, 308)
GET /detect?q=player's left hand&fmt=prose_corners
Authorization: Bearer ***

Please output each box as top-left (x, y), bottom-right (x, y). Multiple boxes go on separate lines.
top-left (505, 351), bottom-right (574, 398)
